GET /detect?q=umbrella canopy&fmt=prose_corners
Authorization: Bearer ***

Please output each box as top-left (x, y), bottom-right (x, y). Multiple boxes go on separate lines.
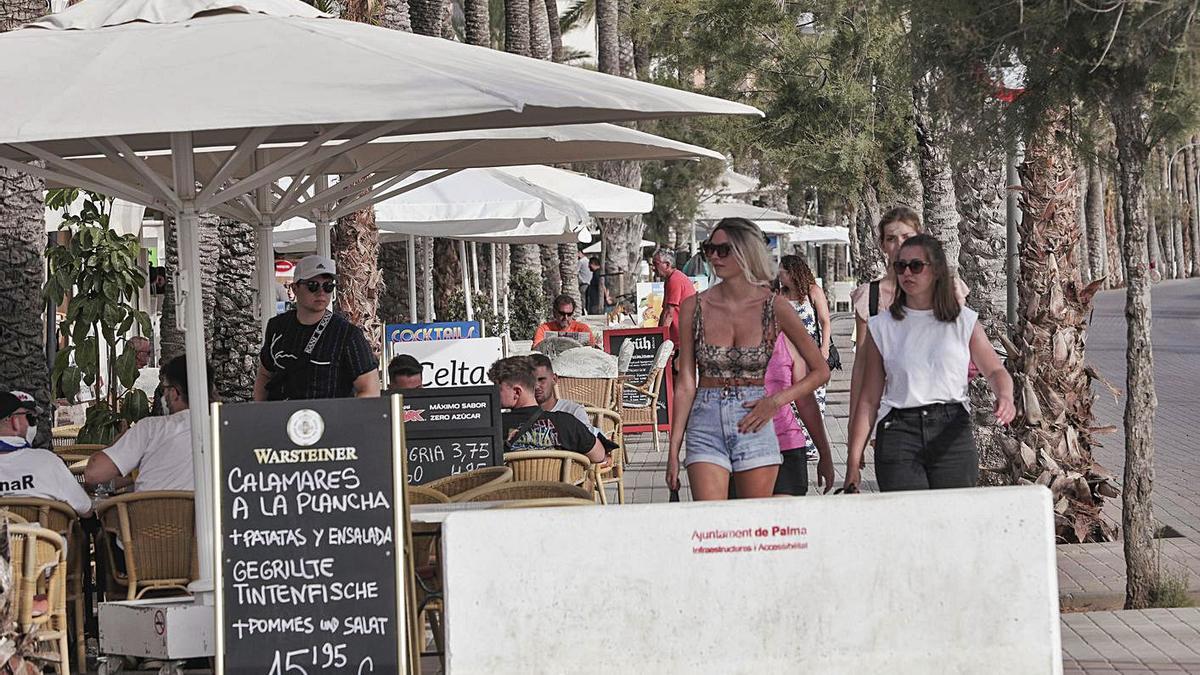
top-left (695, 201), bottom-right (796, 223)
top-left (0, 0), bottom-right (759, 163)
top-left (789, 225), bottom-right (851, 245)
top-left (498, 165), bottom-right (654, 218)
top-left (581, 239), bottom-right (655, 254)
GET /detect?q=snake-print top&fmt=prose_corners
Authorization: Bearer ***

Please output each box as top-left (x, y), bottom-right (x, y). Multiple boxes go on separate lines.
top-left (693, 291), bottom-right (778, 379)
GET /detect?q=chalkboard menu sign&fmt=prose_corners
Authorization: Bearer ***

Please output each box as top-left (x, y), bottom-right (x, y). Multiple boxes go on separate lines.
top-left (389, 384), bottom-right (502, 485)
top-left (213, 396), bottom-right (412, 675)
top-left (603, 327), bottom-right (673, 432)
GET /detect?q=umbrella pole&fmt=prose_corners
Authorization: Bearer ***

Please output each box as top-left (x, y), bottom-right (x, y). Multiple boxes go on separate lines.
top-left (490, 244), bottom-right (499, 317)
top-left (471, 242), bottom-right (480, 295)
top-left (459, 239), bottom-right (473, 321)
top-left (407, 234), bottom-right (418, 323)
top-left (314, 175), bottom-right (332, 260)
top-left (256, 224), bottom-right (275, 334)
top-left (171, 132), bottom-right (215, 601)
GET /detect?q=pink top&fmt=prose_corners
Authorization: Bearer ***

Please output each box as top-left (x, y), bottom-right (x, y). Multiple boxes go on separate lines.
top-left (765, 333), bottom-right (807, 452)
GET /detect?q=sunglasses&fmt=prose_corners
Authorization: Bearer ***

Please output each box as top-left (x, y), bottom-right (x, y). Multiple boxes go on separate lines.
top-left (893, 259), bottom-right (929, 275)
top-left (301, 280), bottom-right (337, 294)
top-left (701, 242), bottom-right (732, 259)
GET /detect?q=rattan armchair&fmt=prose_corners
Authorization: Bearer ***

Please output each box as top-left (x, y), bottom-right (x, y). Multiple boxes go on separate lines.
top-left (504, 450), bottom-right (603, 503)
top-left (52, 442), bottom-right (107, 466)
top-left (555, 376), bottom-right (620, 411)
top-left (0, 497), bottom-right (86, 668)
top-left (7, 523), bottom-right (70, 674)
top-left (408, 485), bottom-right (450, 505)
top-left (585, 406), bottom-right (627, 505)
top-left (620, 339), bottom-right (674, 453)
top-left (424, 466), bottom-right (513, 502)
top-left (462, 480), bottom-right (594, 502)
top-left (96, 491), bottom-right (196, 600)
top-left (51, 424), bottom-right (82, 447)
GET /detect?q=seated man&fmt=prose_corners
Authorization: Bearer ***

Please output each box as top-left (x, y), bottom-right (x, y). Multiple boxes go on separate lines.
top-left (0, 391), bottom-right (91, 516)
top-left (387, 354), bottom-right (424, 390)
top-left (532, 294), bottom-right (596, 347)
top-left (85, 355), bottom-right (211, 493)
top-left (528, 353), bottom-right (590, 427)
top-left (488, 356), bottom-right (605, 463)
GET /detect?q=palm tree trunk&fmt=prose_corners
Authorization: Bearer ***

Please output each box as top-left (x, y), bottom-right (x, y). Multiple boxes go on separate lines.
top-left (544, 0), bottom-right (563, 60)
top-left (1158, 150), bottom-right (1178, 278)
top-left (558, 243), bottom-right (579, 307)
top-left (0, 0), bottom-right (51, 430)
top-left (1190, 138), bottom-right (1200, 276)
top-left (504, 0), bottom-right (530, 56)
top-left (1106, 177), bottom-right (1124, 288)
top-left (211, 218), bottom-right (259, 402)
top-left (160, 213), bottom-right (220, 362)
top-left (912, 73), bottom-right (960, 272)
top-left (1086, 161), bottom-right (1108, 282)
top-left (953, 152), bottom-right (1008, 484)
top-left (381, 0), bottom-right (412, 32)
top-left (1172, 157), bottom-right (1186, 278)
top-left (853, 184), bottom-right (885, 283)
top-left (595, 0), bottom-right (619, 76)
top-left (333, 209), bottom-right (384, 355)
top-left (529, 0), bottom-right (551, 60)
top-left (409, 0), bottom-right (443, 33)
top-left (433, 238), bottom-right (464, 319)
top-left (1109, 92), bottom-right (1158, 611)
top-left (1076, 164), bottom-right (1092, 283)
top-left (1007, 108), bottom-right (1114, 543)
top-left (464, 0), bottom-right (490, 46)
top-left (378, 240), bottom-right (411, 323)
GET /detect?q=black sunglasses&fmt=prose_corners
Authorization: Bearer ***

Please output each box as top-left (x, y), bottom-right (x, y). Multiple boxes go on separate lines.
top-left (701, 241), bottom-right (732, 259)
top-left (301, 280), bottom-right (337, 294)
top-left (893, 259), bottom-right (929, 275)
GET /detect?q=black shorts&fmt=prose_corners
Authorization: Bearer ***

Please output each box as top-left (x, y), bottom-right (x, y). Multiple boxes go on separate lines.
top-left (773, 449), bottom-right (808, 496)
top-left (727, 448), bottom-right (808, 498)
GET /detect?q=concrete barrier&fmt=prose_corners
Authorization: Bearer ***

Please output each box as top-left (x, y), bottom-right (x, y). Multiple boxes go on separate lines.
top-left (440, 486), bottom-right (1061, 674)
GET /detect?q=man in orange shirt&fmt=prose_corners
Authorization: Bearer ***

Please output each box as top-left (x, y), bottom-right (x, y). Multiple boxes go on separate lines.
top-left (532, 294), bottom-right (596, 346)
top-left (653, 248), bottom-right (695, 346)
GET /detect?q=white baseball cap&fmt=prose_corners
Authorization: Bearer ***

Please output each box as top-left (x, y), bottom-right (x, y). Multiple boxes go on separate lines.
top-left (9, 390), bottom-right (42, 415)
top-left (294, 255), bottom-right (337, 282)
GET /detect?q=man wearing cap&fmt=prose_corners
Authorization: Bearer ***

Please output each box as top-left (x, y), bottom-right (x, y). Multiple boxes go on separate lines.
top-left (254, 254), bottom-right (380, 401)
top-left (0, 392), bottom-right (91, 516)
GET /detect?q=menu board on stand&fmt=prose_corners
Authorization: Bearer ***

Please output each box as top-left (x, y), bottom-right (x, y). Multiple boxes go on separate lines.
top-left (213, 396), bottom-right (414, 674)
top-left (389, 384), bottom-right (503, 485)
top-left (603, 326), bottom-right (672, 432)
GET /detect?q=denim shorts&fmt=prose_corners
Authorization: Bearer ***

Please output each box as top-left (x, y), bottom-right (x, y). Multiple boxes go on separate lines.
top-left (684, 386), bottom-right (782, 473)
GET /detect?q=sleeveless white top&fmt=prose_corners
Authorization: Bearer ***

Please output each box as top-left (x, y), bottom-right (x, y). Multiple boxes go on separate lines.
top-left (867, 305), bottom-right (977, 421)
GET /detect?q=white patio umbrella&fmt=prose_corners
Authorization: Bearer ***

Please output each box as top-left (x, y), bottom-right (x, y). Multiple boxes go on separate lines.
top-left (0, 0), bottom-right (759, 605)
top-left (581, 239), bottom-right (655, 254)
top-left (498, 165), bottom-right (655, 218)
top-left (695, 201), bottom-right (796, 223)
top-left (789, 225), bottom-right (851, 245)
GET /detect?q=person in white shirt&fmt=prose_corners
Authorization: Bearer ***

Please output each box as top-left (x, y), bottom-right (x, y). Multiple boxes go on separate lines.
top-left (0, 391), bottom-right (91, 515)
top-left (85, 355), bottom-right (211, 493)
top-left (844, 235), bottom-right (1014, 492)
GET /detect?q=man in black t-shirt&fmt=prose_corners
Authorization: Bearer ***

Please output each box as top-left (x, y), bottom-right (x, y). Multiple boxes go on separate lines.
top-left (253, 255), bottom-right (380, 401)
top-left (488, 356), bottom-right (605, 463)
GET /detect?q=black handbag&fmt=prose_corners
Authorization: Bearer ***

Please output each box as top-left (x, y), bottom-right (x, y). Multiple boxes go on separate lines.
top-left (826, 342), bottom-right (843, 371)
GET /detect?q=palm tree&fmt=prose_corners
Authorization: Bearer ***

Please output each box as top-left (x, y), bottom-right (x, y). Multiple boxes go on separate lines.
top-left (0, 0), bottom-right (51, 423)
top-left (1005, 108), bottom-right (1115, 544)
top-left (912, 73), bottom-right (961, 271)
top-left (211, 218), bottom-right (260, 402)
top-left (953, 152), bottom-right (1008, 483)
top-left (505, 0), bottom-right (530, 55)
top-left (160, 213), bottom-right (220, 362)
top-left (1086, 160), bottom-right (1108, 282)
top-left (465, 0), bottom-right (490, 46)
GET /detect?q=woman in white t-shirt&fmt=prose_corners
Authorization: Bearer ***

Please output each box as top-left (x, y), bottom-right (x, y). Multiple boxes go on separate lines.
top-left (844, 235), bottom-right (1014, 492)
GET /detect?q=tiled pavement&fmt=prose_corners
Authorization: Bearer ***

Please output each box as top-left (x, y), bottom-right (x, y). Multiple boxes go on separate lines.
top-left (1062, 609), bottom-right (1200, 674)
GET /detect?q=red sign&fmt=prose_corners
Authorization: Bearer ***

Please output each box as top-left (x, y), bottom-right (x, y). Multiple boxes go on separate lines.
top-left (274, 260), bottom-right (294, 274)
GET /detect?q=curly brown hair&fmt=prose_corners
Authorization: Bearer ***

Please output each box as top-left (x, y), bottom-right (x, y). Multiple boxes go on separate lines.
top-left (778, 254), bottom-right (816, 303)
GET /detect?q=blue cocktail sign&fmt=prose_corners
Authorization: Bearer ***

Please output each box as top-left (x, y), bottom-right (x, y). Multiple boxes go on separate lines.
top-left (386, 321), bottom-right (481, 343)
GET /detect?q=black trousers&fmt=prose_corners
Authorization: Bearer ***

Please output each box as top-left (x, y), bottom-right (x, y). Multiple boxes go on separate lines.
top-left (874, 403), bottom-right (978, 491)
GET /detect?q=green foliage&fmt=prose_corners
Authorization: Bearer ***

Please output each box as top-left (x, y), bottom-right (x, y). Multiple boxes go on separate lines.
top-left (559, 0), bottom-right (595, 34)
top-left (44, 189), bottom-right (151, 442)
top-left (1150, 566), bottom-right (1195, 609)
top-left (439, 290), bottom-right (509, 337)
top-left (508, 270), bottom-right (547, 341)
top-left (635, 0), bottom-right (918, 204)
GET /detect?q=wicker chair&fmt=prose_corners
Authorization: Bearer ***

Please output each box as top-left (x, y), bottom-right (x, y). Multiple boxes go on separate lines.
top-left (555, 376), bottom-right (619, 412)
top-left (586, 406), bottom-right (627, 505)
top-left (96, 491), bottom-right (196, 600)
top-left (620, 339), bottom-right (674, 453)
top-left (52, 442), bottom-right (106, 466)
top-left (51, 424), bottom-right (82, 448)
top-left (424, 466), bottom-right (513, 502)
top-left (504, 450), bottom-right (603, 503)
top-left (0, 497), bottom-right (86, 667)
top-left (0, 509), bottom-right (29, 523)
top-left (408, 485), bottom-right (450, 505)
top-left (493, 497), bottom-right (597, 508)
top-left (8, 524), bottom-right (70, 674)
top-left (462, 481), bottom-right (594, 502)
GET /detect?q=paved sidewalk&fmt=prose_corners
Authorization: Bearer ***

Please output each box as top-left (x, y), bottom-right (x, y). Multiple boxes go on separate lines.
top-left (1062, 608), bottom-right (1200, 673)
